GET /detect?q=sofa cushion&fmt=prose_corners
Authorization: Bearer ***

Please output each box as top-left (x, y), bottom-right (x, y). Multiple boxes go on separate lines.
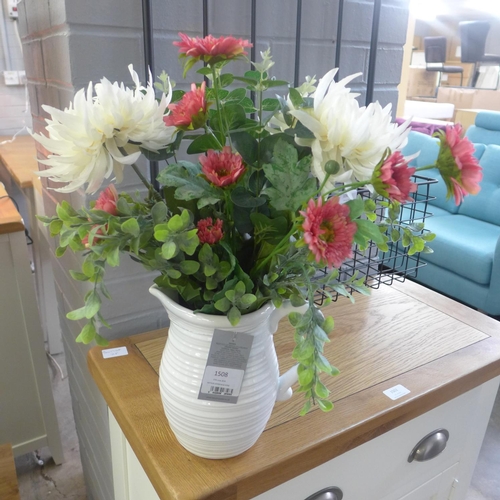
top-left (466, 111), bottom-right (500, 146)
top-left (458, 144), bottom-right (500, 225)
top-left (422, 214), bottom-right (500, 285)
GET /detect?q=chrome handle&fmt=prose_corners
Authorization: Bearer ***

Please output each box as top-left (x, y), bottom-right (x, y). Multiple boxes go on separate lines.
top-left (305, 486), bottom-right (343, 500)
top-left (408, 428), bottom-right (449, 463)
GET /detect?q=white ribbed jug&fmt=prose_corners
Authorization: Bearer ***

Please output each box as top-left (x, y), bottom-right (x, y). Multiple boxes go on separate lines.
top-left (149, 285), bottom-right (306, 459)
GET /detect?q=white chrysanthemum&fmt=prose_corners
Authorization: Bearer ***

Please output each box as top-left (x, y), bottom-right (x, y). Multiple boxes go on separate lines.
top-left (289, 68), bottom-right (410, 192)
top-left (34, 65), bottom-right (177, 194)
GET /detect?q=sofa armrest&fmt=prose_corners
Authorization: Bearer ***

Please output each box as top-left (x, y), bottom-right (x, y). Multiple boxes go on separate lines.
top-left (484, 235), bottom-right (500, 316)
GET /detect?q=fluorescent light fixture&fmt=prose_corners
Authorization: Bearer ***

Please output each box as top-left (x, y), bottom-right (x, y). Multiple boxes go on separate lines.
top-left (410, 0), bottom-right (448, 21)
top-left (465, 0), bottom-right (500, 16)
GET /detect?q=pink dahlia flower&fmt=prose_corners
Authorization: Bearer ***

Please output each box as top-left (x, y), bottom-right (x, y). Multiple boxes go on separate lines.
top-left (200, 147), bottom-right (245, 187)
top-left (435, 124), bottom-right (482, 205)
top-left (164, 81), bottom-right (207, 130)
top-left (373, 151), bottom-right (416, 203)
top-left (94, 184), bottom-right (118, 215)
top-left (174, 33), bottom-right (252, 65)
top-left (300, 197), bottom-right (357, 268)
top-left (197, 217), bottom-right (224, 245)
top-left (444, 124), bottom-right (482, 205)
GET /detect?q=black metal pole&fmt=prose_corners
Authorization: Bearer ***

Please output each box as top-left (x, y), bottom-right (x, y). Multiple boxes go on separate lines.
top-left (202, 0), bottom-right (209, 86)
top-left (294, 0), bottom-right (302, 88)
top-left (250, 0), bottom-right (257, 109)
top-left (365, 0), bottom-right (382, 105)
top-left (141, 0), bottom-right (160, 191)
top-left (334, 0), bottom-right (344, 81)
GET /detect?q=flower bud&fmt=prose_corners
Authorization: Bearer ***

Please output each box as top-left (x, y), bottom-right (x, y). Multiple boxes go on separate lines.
top-left (324, 160), bottom-right (340, 175)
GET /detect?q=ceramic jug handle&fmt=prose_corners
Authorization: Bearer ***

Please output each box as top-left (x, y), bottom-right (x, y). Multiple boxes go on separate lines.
top-left (270, 301), bottom-right (310, 402)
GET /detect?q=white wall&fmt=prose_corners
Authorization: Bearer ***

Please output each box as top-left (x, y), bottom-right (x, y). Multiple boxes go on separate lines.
top-left (0, 0), bottom-right (31, 136)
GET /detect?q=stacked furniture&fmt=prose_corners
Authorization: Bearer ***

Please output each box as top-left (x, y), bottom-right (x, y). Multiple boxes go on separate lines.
top-left (424, 36), bottom-right (463, 90)
top-left (402, 111), bottom-right (500, 315)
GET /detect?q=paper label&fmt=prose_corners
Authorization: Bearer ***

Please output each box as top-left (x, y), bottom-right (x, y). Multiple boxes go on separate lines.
top-left (198, 329), bottom-right (254, 404)
top-left (383, 384), bottom-right (410, 401)
top-left (102, 346), bottom-right (128, 359)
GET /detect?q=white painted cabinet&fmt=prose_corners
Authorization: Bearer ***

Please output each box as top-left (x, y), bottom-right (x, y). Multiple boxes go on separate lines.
top-left (109, 377), bottom-right (499, 500)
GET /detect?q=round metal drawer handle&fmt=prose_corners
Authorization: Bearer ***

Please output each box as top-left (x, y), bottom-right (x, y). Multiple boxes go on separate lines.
top-left (304, 486), bottom-right (343, 500)
top-left (408, 428), bottom-right (450, 463)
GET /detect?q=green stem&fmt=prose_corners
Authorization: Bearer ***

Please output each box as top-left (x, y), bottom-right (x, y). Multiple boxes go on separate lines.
top-left (211, 66), bottom-right (230, 149)
top-left (415, 164), bottom-right (436, 172)
top-left (322, 180), bottom-right (369, 198)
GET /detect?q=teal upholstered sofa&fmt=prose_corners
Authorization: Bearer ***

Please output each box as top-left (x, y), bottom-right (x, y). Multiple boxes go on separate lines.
top-left (401, 111), bottom-right (500, 316)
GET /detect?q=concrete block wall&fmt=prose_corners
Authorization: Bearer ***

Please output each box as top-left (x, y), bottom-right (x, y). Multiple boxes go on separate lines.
top-left (0, 0), bottom-right (32, 136)
top-left (19, 1), bottom-right (410, 499)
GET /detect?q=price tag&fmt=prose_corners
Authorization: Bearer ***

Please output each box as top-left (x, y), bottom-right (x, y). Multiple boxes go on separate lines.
top-left (198, 329), bottom-right (254, 404)
top-left (383, 384), bottom-right (410, 401)
top-left (102, 346), bottom-right (128, 359)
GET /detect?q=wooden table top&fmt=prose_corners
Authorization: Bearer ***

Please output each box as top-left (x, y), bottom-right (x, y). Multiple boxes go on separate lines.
top-left (0, 135), bottom-right (38, 190)
top-left (0, 444), bottom-right (20, 500)
top-left (0, 185), bottom-right (24, 235)
top-left (87, 280), bottom-right (500, 500)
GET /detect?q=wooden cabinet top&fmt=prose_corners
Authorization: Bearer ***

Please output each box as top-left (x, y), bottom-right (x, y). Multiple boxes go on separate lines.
top-left (0, 185), bottom-right (24, 234)
top-left (0, 135), bottom-right (38, 190)
top-left (87, 280), bottom-right (500, 500)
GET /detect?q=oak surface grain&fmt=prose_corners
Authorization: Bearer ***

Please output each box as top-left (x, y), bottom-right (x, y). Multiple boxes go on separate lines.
top-left (0, 444), bottom-right (20, 500)
top-left (0, 135), bottom-right (38, 189)
top-left (88, 282), bottom-right (500, 500)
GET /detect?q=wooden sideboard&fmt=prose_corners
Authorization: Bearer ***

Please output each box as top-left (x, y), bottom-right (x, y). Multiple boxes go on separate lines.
top-left (0, 135), bottom-right (63, 354)
top-left (0, 187), bottom-right (63, 463)
top-left (87, 280), bottom-right (500, 500)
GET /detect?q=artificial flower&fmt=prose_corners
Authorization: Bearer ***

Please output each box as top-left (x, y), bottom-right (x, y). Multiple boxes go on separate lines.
top-left (174, 32), bottom-right (252, 65)
top-left (372, 151), bottom-right (416, 203)
top-left (34, 65), bottom-right (177, 194)
top-left (94, 184), bottom-right (119, 215)
top-left (300, 197), bottom-right (357, 268)
top-left (435, 124), bottom-right (482, 205)
top-left (200, 147), bottom-right (245, 187)
top-left (164, 82), bottom-right (208, 130)
top-left (81, 225), bottom-right (104, 248)
top-left (197, 218), bottom-right (224, 245)
top-left (289, 69), bottom-right (410, 192)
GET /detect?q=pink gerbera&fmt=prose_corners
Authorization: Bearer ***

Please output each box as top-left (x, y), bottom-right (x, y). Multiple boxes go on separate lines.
top-left (174, 33), bottom-right (252, 66)
top-left (372, 151), bottom-right (416, 203)
top-left (197, 217), bottom-right (224, 245)
top-left (436, 124), bottom-right (482, 205)
top-left (200, 147), bottom-right (245, 187)
top-left (164, 81), bottom-right (207, 130)
top-left (300, 197), bottom-right (357, 268)
top-left (94, 184), bottom-right (119, 215)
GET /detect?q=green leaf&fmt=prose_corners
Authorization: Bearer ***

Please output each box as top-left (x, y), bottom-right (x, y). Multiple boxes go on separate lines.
top-left (345, 198), bottom-right (365, 221)
top-left (317, 399), bottom-right (334, 412)
top-left (107, 246), bottom-right (120, 267)
top-left (290, 294), bottom-right (306, 307)
top-left (55, 246), bottom-right (67, 257)
top-left (151, 202), bottom-right (168, 225)
top-left (288, 311), bottom-right (303, 327)
top-left (262, 140), bottom-right (317, 211)
top-left (85, 292), bottom-right (101, 319)
top-left (66, 306), bottom-right (88, 321)
top-left (231, 186), bottom-right (266, 208)
top-left (315, 380), bottom-right (329, 399)
top-left (230, 132), bottom-right (258, 165)
top-left (211, 103), bottom-right (246, 132)
top-left (355, 219), bottom-right (385, 245)
top-left (162, 241), bottom-right (178, 259)
top-left (298, 366), bottom-right (314, 386)
top-left (250, 213), bottom-right (288, 245)
top-left (228, 306), bottom-right (241, 326)
top-left (391, 229), bottom-right (400, 242)
top-left (262, 79), bottom-right (289, 89)
top-left (82, 257), bottom-right (95, 278)
top-left (299, 400), bottom-right (311, 416)
top-left (219, 73), bottom-right (234, 88)
top-left (168, 213), bottom-right (187, 232)
top-left (215, 297), bottom-right (231, 312)
top-left (186, 132), bottom-right (225, 154)
top-left (288, 88), bottom-right (304, 108)
top-left (157, 162), bottom-right (221, 203)
top-left (179, 260), bottom-right (200, 275)
top-left (69, 270), bottom-right (90, 281)
top-left (226, 88), bottom-right (246, 101)
top-left (239, 294), bottom-right (257, 308)
top-left (116, 197), bottom-right (131, 215)
top-left (49, 219), bottom-right (63, 236)
top-left (75, 322), bottom-right (97, 344)
top-left (121, 218), bottom-right (140, 238)
top-left (94, 333), bottom-right (109, 347)
top-left (261, 98), bottom-right (280, 112)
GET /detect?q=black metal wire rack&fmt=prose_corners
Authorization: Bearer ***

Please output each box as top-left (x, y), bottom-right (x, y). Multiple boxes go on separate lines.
top-left (314, 174), bottom-right (438, 305)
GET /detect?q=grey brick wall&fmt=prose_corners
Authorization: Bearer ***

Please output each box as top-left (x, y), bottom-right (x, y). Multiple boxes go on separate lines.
top-left (20, 1), bottom-right (409, 499)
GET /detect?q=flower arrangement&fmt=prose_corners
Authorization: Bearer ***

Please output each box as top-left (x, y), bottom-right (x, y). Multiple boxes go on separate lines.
top-left (35, 33), bottom-right (481, 414)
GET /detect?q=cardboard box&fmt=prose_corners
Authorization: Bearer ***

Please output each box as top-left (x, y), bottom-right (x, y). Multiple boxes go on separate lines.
top-left (454, 109), bottom-right (488, 130)
top-left (437, 87), bottom-right (500, 120)
top-left (407, 67), bottom-right (438, 98)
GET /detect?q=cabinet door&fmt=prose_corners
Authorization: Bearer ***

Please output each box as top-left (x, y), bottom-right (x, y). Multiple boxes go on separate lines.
top-left (397, 463), bottom-right (458, 500)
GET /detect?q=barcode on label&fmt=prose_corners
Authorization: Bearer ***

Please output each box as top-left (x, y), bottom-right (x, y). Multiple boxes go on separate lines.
top-left (209, 386), bottom-right (234, 395)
